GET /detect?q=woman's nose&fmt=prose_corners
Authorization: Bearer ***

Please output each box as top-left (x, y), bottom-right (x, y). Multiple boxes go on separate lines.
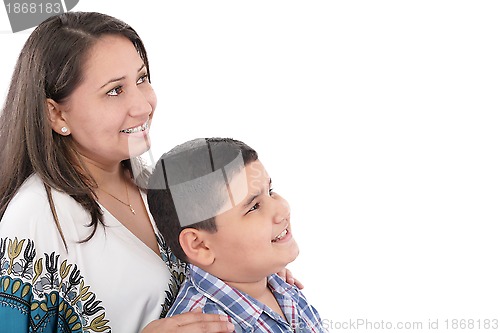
top-left (128, 86), bottom-right (155, 118)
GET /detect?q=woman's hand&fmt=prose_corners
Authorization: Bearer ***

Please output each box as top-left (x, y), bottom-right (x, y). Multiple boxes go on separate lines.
top-left (278, 267), bottom-right (304, 289)
top-left (141, 308), bottom-right (234, 333)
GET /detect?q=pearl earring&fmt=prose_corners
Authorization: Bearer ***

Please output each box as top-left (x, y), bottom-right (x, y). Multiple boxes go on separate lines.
top-left (61, 127), bottom-right (68, 134)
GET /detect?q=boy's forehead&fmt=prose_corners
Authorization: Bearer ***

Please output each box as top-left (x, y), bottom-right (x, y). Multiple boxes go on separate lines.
top-left (231, 160), bottom-right (268, 192)
top-left (215, 161), bottom-right (269, 215)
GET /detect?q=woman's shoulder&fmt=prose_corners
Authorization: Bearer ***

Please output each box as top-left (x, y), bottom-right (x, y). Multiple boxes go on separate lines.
top-left (10, 173), bottom-right (47, 200)
top-left (3, 174), bottom-right (51, 220)
top-left (0, 174), bottom-right (82, 238)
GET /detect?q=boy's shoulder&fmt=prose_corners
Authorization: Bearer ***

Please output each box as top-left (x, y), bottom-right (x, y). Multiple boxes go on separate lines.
top-left (167, 265), bottom-right (327, 332)
top-left (166, 264), bottom-right (223, 316)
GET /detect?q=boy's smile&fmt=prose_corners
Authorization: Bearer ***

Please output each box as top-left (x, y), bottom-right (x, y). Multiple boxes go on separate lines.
top-left (272, 224), bottom-right (291, 243)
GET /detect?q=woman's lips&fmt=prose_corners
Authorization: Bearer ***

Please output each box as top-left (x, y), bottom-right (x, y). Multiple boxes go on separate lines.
top-left (120, 120), bottom-right (149, 134)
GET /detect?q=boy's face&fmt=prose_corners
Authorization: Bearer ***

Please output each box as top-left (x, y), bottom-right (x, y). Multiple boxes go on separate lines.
top-left (204, 159), bottom-right (299, 283)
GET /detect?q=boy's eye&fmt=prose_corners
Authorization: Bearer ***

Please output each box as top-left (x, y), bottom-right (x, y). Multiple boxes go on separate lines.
top-left (107, 86), bottom-right (123, 96)
top-left (246, 202), bottom-right (261, 214)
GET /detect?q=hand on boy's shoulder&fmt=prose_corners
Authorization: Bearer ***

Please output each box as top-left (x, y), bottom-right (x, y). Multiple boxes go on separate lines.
top-left (143, 307), bottom-right (234, 333)
top-left (277, 268), bottom-right (305, 289)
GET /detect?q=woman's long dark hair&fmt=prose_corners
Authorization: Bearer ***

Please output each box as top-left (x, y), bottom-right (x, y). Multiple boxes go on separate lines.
top-left (0, 12), bottom-right (151, 245)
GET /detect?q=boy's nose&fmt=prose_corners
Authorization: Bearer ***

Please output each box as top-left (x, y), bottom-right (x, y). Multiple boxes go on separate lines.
top-left (273, 199), bottom-right (290, 224)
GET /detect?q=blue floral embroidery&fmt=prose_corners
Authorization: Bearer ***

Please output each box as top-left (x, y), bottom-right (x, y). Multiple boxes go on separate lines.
top-left (0, 237), bottom-right (110, 333)
top-left (156, 233), bottom-right (187, 318)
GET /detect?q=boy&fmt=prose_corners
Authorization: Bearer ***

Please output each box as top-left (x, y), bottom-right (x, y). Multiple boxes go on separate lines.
top-left (147, 138), bottom-right (326, 332)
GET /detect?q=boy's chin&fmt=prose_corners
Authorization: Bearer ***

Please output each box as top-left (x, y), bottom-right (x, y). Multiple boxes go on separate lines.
top-left (285, 246), bottom-right (300, 264)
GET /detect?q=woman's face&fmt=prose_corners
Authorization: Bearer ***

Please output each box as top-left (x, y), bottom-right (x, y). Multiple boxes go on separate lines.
top-left (59, 34), bottom-right (157, 168)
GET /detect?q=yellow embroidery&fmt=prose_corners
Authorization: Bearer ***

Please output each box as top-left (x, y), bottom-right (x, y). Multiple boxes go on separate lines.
top-left (7, 237), bottom-right (24, 274)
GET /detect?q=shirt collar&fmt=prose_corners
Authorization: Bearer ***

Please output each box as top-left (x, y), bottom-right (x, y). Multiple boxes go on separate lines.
top-left (188, 264), bottom-right (297, 328)
top-left (267, 273), bottom-right (299, 301)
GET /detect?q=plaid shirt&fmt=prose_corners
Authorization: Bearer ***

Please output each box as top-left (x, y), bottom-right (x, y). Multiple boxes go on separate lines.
top-left (167, 264), bottom-right (327, 332)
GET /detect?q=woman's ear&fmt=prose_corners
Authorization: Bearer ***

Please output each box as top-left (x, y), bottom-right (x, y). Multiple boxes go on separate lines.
top-left (46, 98), bottom-right (70, 136)
top-left (179, 228), bottom-right (215, 267)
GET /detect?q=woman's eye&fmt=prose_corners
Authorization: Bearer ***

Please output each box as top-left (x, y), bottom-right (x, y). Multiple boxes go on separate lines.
top-left (137, 74), bottom-right (149, 84)
top-left (269, 187), bottom-right (274, 195)
top-left (107, 86), bottom-right (123, 96)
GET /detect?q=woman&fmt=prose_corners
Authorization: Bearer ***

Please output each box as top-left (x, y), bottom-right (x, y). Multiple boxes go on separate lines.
top-left (0, 11), bottom-right (235, 332)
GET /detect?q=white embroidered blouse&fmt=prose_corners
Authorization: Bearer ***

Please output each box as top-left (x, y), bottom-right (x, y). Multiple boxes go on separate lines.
top-left (0, 174), bottom-right (186, 333)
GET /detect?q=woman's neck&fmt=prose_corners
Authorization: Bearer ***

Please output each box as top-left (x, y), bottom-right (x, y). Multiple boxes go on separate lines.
top-left (79, 155), bottom-right (127, 188)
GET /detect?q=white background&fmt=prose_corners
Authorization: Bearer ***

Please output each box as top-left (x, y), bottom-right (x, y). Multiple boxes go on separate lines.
top-left (1, 1), bottom-right (500, 332)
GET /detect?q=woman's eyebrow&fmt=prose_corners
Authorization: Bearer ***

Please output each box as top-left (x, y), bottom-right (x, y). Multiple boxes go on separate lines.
top-left (99, 64), bottom-right (146, 89)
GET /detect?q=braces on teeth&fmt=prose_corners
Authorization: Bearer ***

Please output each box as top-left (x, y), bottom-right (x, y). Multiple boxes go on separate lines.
top-left (121, 122), bottom-right (149, 134)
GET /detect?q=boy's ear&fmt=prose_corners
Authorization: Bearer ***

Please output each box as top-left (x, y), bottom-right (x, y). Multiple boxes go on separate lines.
top-left (179, 228), bottom-right (215, 267)
top-left (46, 98), bottom-right (71, 136)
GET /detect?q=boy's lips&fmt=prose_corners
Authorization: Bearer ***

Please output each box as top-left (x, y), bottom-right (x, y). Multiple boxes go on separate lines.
top-left (272, 224), bottom-right (290, 242)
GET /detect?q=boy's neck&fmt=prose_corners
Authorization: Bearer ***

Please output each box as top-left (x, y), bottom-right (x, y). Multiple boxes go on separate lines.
top-left (225, 278), bottom-right (269, 300)
top-left (225, 278), bottom-right (286, 320)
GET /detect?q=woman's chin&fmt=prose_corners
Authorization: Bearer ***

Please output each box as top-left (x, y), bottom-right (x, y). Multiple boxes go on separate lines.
top-left (126, 135), bottom-right (152, 158)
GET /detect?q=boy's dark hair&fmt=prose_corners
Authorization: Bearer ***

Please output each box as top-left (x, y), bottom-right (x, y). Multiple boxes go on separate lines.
top-left (147, 137), bottom-right (258, 262)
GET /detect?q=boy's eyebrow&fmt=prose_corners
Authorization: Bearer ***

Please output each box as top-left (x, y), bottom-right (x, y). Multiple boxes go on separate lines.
top-left (242, 178), bottom-right (272, 208)
top-left (243, 191), bottom-right (261, 208)
top-left (99, 64), bottom-right (146, 89)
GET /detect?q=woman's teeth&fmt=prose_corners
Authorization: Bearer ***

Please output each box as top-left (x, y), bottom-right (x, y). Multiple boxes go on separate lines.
top-left (272, 228), bottom-right (288, 242)
top-left (120, 122), bottom-right (149, 134)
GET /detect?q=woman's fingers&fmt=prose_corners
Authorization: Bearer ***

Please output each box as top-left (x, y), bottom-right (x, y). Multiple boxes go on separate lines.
top-left (290, 277), bottom-right (304, 290)
top-left (172, 308), bottom-right (231, 327)
top-left (142, 308), bottom-right (235, 333)
top-left (278, 268), bottom-right (305, 290)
